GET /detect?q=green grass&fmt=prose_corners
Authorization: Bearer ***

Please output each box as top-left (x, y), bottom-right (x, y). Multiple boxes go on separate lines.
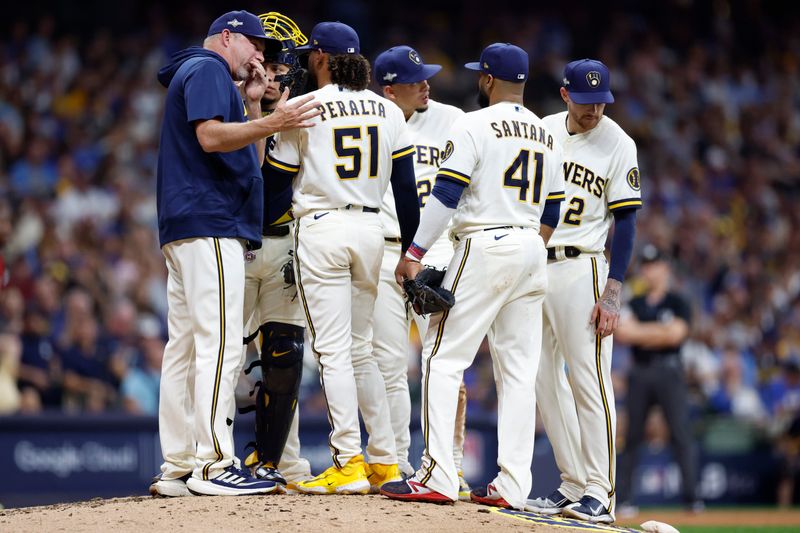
top-left (613, 526), bottom-right (799, 533)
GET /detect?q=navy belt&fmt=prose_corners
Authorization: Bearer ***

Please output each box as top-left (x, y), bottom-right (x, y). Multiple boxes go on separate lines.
top-left (263, 225), bottom-right (291, 237)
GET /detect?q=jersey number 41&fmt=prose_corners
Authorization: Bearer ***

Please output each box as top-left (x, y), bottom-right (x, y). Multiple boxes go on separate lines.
top-left (503, 149), bottom-right (544, 204)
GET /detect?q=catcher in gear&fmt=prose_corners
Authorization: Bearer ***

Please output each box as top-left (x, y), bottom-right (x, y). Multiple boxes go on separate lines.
top-left (403, 267), bottom-right (454, 315)
top-left (239, 11), bottom-right (314, 491)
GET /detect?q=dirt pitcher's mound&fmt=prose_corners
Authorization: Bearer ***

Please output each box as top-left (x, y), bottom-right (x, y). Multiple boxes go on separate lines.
top-left (0, 493), bottom-right (631, 532)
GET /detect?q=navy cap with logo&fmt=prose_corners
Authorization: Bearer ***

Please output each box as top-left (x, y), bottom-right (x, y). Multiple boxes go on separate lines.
top-left (563, 59), bottom-right (614, 104)
top-left (464, 43), bottom-right (528, 82)
top-left (374, 46), bottom-right (442, 86)
top-left (208, 10), bottom-right (270, 41)
top-left (639, 244), bottom-right (666, 264)
top-left (294, 21), bottom-right (359, 55)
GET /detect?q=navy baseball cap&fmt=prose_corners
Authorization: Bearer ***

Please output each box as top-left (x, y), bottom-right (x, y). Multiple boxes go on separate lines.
top-left (465, 43), bottom-right (528, 82)
top-left (208, 10), bottom-right (270, 41)
top-left (639, 244), bottom-right (666, 264)
top-left (374, 46), bottom-right (441, 86)
top-left (563, 59), bottom-right (614, 104)
top-left (294, 22), bottom-right (359, 55)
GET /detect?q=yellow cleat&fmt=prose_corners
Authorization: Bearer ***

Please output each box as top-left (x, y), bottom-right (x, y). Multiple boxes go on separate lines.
top-left (244, 450), bottom-right (260, 472)
top-left (365, 463), bottom-right (402, 494)
top-left (458, 470), bottom-right (471, 502)
top-left (295, 455), bottom-right (370, 495)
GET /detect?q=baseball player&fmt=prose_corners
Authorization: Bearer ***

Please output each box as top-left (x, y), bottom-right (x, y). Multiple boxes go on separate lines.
top-left (381, 43), bottom-right (565, 510)
top-left (150, 10), bottom-right (320, 498)
top-left (371, 45), bottom-right (470, 494)
top-left (263, 22), bottom-right (420, 494)
top-left (525, 59), bottom-right (641, 523)
top-left (238, 12), bottom-right (313, 492)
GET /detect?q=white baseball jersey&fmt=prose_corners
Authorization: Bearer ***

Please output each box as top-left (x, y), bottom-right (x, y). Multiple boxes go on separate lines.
top-left (441, 102), bottom-right (564, 236)
top-left (379, 100), bottom-right (464, 240)
top-left (268, 84), bottom-right (414, 216)
top-left (542, 112), bottom-right (642, 251)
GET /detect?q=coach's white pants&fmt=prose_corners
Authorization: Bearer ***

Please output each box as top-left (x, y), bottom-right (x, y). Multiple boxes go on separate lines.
top-left (536, 255), bottom-right (616, 510)
top-left (294, 210), bottom-right (396, 467)
top-left (417, 228), bottom-right (547, 509)
top-left (159, 237), bottom-right (245, 481)
top-left (240, 229), bottom-right (310, 479)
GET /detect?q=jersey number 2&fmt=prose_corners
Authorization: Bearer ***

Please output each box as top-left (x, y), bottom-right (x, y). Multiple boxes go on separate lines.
top-left (503, 150), bottom-right (544, 204)
top-left (334, 126), bottom-right (379, 180)
top-left (563, 197), bottom-right (585, 226)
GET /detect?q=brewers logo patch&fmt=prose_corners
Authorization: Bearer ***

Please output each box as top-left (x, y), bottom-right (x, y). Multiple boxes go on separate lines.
top-left (441, 141), bottom-right (454, 162)
top-left (626, 167), bottom-right (641, 191)
top-left (408, 50), bottom-right (421, 65)
top-left (586, 71), bottom-right (601, 87)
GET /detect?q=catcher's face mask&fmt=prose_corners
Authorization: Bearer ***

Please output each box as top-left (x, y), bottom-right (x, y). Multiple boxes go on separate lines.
top-left (259, 11), bottom-right (310, 97)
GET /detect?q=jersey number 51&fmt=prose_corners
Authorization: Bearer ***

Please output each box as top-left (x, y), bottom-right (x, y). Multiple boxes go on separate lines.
top-left (334, 126), bottom-right (379, 180)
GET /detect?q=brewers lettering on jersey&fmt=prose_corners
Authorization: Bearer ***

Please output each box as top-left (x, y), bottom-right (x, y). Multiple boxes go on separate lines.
top-left (264, 22), bottom-right (419, 495)
top-left (382, 43), bottom-right (564, 511)
top-left (527, 59), bottom-right (642, 525)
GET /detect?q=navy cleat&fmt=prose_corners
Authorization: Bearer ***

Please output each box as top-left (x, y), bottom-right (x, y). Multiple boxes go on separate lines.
top-left (562, 495), bottom-right (615, 523)
top-left (524, 489), bottom-right (575, 515)
top-left (254, 464), bottom-right (288, 487)
top-left (469, 483), bottom-right (511, 508)
top-left (380, 478), bottom-right (454, 504)
top-left (186, 465), bottom-right (279, 496)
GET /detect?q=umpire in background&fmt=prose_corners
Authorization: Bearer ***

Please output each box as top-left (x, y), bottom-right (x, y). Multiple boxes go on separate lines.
top-left (614, 244), bottom-right (703, 513)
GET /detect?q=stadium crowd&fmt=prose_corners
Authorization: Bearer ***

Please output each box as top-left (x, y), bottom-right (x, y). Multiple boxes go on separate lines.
top-left (0, 0), bottom-right (799, 499)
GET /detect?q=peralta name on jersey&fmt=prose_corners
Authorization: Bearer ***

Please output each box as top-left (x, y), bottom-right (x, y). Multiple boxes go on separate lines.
top-left (318, 99), bottom-right (386, 121)
top-left (490, 120), bottom-right (554, 150)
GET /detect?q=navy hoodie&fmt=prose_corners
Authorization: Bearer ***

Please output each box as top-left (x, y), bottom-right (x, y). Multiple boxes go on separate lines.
top-left (156, 47), bottom-right (263, 249)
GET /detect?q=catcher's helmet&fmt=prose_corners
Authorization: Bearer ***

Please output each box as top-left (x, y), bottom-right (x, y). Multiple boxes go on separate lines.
top-left (259, 11), bottom-right (307, 66)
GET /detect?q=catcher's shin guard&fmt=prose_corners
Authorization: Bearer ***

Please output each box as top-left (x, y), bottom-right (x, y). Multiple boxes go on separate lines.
top-left (254, 322), bottom-right (304, 466)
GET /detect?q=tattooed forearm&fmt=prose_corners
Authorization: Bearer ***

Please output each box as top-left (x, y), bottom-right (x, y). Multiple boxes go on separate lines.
top-left (600, 279), bottom-right (622, 314)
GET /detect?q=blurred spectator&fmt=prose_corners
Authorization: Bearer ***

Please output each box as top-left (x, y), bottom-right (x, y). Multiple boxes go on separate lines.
top-left (0, 285), bottom-right (24, 334)
top-left (17, 304), bottom-right (61, 412)
top-left (120, 316), bottom-right (163, 415)
top-left (0, 333), bottom-right (22, 413)
top-left (761, 359), bottom-right (800, 420)
top-left (9, 137), bottom-right (58, 197)
top-left (60, 316), bottom-right (117, 413)
top-left (0, 198), bottom-right (10, 287)
top-left (708, 347), bottom-right (767, 424)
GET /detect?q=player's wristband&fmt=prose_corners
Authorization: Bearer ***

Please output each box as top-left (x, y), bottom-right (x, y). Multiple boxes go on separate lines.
top-left (406, 242), bottom-right (426, 261)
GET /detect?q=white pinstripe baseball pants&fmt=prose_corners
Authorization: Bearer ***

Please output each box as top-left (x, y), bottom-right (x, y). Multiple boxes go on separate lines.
top-left (416, 228), bottom-right (547, 509)
top-left (536, 254), bottom-right (617, 510)
top-left (158, 237), bottom-right (246, 481)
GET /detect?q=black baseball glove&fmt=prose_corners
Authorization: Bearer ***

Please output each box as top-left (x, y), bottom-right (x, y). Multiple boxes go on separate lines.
top-left (403, 267), bottom-right (455, 316)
